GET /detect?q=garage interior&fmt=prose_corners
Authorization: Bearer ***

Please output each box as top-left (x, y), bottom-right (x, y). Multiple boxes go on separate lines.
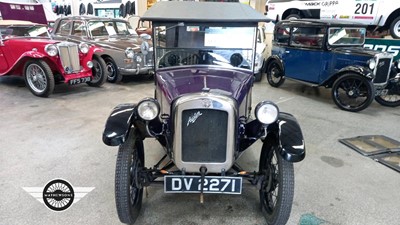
top-left (1, 1), bottom-right (400, 225)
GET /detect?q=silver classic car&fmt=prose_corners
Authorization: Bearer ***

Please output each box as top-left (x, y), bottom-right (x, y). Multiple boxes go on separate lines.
top-left (51, 16), bottom-right (153, 83)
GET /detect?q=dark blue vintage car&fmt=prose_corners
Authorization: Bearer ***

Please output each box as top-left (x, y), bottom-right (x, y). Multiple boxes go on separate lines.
top-left (266, 19), bottom-right (400, 112)
top-left (102, 2), bottom-right (305, 225)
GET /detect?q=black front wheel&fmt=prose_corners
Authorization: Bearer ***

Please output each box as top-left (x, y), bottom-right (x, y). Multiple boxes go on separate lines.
top-left (259, 140), bottom-right (294, 225)
top-left (331, 73), bottom-right (374, 112)
top-left (375, 81), bottom-right (400, 107)
top-left (115, 130), bottom-right (144, 224)
top-left (87, 55), bottom-right (107, 87)
top-left (105, 56), bottom-right (123, 83)
top-left (266, 61), bottom-right (285, 87)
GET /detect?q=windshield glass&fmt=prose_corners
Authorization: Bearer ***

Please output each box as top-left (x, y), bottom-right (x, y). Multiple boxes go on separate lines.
top-left (0, 25), bottom-right (49, 38)
top-left (154, 24), bottom-right (256, 70)
top-left (87, 21), bottom-right (137, 37)
top-left (328, 27), bottom-right (366, 46)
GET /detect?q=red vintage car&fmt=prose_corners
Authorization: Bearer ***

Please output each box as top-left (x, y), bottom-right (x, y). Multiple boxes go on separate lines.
top-left (0, 20), bottom-right (107, 97)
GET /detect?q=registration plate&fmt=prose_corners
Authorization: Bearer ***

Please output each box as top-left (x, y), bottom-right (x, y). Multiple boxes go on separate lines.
top-left (69, 77), bottom-right (91, 85)
top-left (164, 175), bottom-right (242, 194)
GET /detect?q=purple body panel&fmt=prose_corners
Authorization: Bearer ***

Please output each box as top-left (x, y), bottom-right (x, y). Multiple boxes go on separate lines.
top-left (156, 65), bottom-right (253, 108)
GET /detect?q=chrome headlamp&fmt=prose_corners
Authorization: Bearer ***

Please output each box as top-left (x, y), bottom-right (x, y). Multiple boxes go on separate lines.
top-left (125, 47), bottom-right (135, 58)
top-left (137, 98), bottom-right (160, 121)
top-left (79, 42), bottom-right (90, 54)
top-left (255, 101), bottom-right (279, 125)
top-left (44, 44), bottom-right (58, 57)
top-left (368, 58), bottom-right (376, 70)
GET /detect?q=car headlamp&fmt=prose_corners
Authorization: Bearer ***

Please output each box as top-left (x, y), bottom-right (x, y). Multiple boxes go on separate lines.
top-left (255, 101), bottom-right (279, 125)
top-left (137, 98), bottom-right (160, 121)
top-left (45, 44), bottom-right (58, 57)
top-left (368, 58), bottom-right (376, 70)
top-left (79, 42), bottom-right (90, 54)
top-left (125, 47), bottom-right (135, 58)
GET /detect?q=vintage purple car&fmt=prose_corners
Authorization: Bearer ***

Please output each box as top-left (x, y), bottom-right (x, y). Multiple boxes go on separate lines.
top-left (102, 2), bottom-right (306, 225)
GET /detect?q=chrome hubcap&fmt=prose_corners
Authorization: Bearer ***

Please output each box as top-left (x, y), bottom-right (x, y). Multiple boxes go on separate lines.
top-left (26, 64), bottom-right (47, 93)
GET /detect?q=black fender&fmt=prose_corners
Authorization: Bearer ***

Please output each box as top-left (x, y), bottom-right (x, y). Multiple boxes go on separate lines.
top-left (265, 55), bottom-right (285, 73)
top-left (323, 65), bottom-right (373, 87)
top-left (277, 113), bottom-right (305, 162)
top-left (102, 103), bottom-right (137, 146)
top-left (264, 112), bottom-right (305, 162)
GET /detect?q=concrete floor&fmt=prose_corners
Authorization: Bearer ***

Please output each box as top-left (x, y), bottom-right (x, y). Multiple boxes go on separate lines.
top-left (0, 75), bottom-right (399, 225)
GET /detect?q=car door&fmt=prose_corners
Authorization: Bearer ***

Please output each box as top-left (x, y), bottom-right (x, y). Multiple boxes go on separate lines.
top-left (0, 35), bottom-right (11, 74)
top-left (281, 26), bottom-right (326, 83)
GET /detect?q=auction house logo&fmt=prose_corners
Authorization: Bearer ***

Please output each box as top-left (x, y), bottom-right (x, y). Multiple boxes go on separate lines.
top-left (22, 179), bottom-right (94, 211)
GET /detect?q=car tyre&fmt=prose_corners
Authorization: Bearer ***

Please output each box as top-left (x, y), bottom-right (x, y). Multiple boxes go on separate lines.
top-left (390, 16), bottom-right (400, 39)
top-left (285, 14), bottom-right (302, 20)
top-left (105, 56), bottom-right (123, 83)
top-left (259, 138), bottom-right (294, 225)
top-left (115, 129), bottom-right (144, 225)
top-left (87, 55), bottom-right (107, 87)
top-left (23, 59), bottom-right (55, 97)
top-left (254, 71), bottom-right (262, 82)
top-left (332, 73), bottom-right (374, 112)
top-left (266, 61), bottom-right (285, 87)
top-left (374, 82), bottom-right (400, 107)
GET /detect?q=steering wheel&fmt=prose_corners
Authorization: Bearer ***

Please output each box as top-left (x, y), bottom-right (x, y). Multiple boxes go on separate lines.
top-left (160, 51), bottom-right (181, 67)
top-left (230, 53), bottom-right (243, 67)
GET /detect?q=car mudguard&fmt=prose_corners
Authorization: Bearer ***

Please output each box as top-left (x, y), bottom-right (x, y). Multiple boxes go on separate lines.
top-left (337, 65), bottom-right (373, 80)
top-left (266, 55), bottom-right (284, 72)
top-left (322, 65), bottom-right (373, 87)
top-left (102, 103), bottom-right (137, 146)
top-left (265, 112), bottom-right (305, 163)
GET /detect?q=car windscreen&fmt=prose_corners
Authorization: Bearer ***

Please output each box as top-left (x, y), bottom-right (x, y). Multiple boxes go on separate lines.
top-left (0, 25), bottom-right (49, 38)
top-left (87, 21), bottom-right (137, 37)
top-left (328, 27), bottom-right (366, 46)
top-left (154, 24), bottom-right (256, 70)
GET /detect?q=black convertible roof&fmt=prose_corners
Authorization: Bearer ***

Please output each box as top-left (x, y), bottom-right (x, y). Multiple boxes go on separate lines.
top-left (141, 1), bottom-right (270, 23)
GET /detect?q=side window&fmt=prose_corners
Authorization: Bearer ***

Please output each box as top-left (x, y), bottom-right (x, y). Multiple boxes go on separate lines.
top-left (71, 21), bottom-right (87, 37)
top-left (274, 26), bottom-right (290, 45)
top-left (56, 20), bottom-right (72, 35)
top-left (290, 27), bottom-right (324, 48)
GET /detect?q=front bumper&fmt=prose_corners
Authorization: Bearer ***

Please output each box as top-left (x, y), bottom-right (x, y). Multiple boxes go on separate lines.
top-left (119, 66), bottom-right (154, 75)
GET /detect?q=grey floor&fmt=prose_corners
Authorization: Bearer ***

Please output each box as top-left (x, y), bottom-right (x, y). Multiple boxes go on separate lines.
top-left (1, 75), bottom-right (399, 225)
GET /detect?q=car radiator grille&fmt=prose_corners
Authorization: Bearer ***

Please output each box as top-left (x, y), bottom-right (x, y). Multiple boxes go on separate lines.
top-left (58, 44), bottom-right (80, 73)
top-left (374, 58), bottom-right (391, 84)
top-left (181, 109), bottom-right (228, 163)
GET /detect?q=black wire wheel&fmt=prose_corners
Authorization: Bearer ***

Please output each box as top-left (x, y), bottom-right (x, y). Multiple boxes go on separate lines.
top-left (266, 61), bottom-right (285, 87)
top-left (259, 140), bottom-right (294, 225)
top-left (105, 56), bottom-right (123, 83)
top-left (23, 59), bottom-right (55, 97)
top-left (332, 73), bottom-right (374, 112)
top-left (374, 81), bottom-right (400, 107)
top-left (87, 55), bottom-right (107, 87)
top-left (115, 130), bottom-right (145, 224)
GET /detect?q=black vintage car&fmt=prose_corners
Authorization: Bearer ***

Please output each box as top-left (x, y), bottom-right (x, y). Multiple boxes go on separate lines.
top-left (102, 2), bottom-right (305, 225)
top-left (265, 19), bottom-right (400, 112)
